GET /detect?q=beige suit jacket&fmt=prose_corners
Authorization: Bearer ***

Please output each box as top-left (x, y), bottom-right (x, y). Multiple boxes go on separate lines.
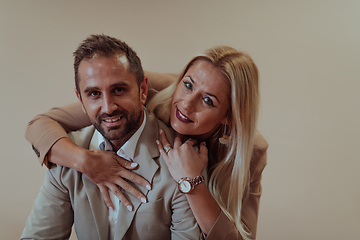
top-left (25, 103), bottom-right (268, 239)
top-left (21, 112), bottom-right (200, 240)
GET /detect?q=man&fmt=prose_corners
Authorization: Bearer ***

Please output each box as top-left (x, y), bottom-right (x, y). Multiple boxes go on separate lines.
top-left (21, 34), bottom-right (199, 240)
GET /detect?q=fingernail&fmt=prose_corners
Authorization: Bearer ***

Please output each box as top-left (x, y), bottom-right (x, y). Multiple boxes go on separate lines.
top-left (156, 140), bottom-right (160, 145)
top-left (131, 162), bottom-right (138, 167)
top-left (146, 184), bottom-right (152, 190)
top-left (159, 129), bottom-right (163, 134)
top-left (141, 197), bottom-right (147, 203)
top-left (127, 205), bottom-right (133, 212)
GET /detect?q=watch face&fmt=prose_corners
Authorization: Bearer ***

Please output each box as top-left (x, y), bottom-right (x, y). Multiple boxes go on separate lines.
top-left (179, 179), bottom-right (192, 193)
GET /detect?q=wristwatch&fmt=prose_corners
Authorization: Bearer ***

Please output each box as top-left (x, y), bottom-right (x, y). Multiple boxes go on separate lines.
top-left (178, 175), bottom-right (205, 194)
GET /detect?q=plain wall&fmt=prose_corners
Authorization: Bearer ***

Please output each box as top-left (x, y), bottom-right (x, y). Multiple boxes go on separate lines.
top-left (1, 1), bottom-right (359, 239)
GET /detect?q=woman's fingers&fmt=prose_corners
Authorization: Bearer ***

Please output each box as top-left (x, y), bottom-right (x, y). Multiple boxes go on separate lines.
top-left (156, 137), bottom-right (168, 160)
top-left (112, 174), bottom-right (149, 204)
top-left (199, 141), bottom-right (209, 161)
top-left (184, 137), bottom-right (198, 147)
top-left (98, 184), bottom-right (114, 210)
top-left (112, 155), bottom-right (152, 191)
top-left (173, 134), bottom-right (185, 149)
top-left (114, 155), bottom-right (139, 170)
top-left (159, 129), bottom-right (171, 149)
top-left (106, 182), bottom-right (134, 212)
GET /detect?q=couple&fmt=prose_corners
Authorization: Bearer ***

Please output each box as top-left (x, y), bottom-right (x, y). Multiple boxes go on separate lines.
top-left (22, 34), bottom-right (268, 240)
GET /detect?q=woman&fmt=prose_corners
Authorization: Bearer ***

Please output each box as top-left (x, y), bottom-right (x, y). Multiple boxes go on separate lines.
top-left (26, 46), bottom-right (268, 239)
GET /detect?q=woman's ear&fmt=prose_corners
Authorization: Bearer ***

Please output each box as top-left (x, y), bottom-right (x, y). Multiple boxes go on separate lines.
top-left (221, 118), bottom-right (228, 125)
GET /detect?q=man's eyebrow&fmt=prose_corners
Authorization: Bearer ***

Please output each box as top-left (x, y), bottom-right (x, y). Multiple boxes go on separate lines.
top-left (83, 86), bottom-right (99, 94)
top-left (110, 82), bottom-right (129, 88)
top-left (186, 75), bottom-right (221, 104)
top-left (83, 82), bottom-right (129, 94)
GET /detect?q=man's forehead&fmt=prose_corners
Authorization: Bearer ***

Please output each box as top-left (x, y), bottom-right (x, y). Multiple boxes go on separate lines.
top-left (116, 55), bottom-right (129, 68)
top-left (78, 55), bottom-right (137, 89)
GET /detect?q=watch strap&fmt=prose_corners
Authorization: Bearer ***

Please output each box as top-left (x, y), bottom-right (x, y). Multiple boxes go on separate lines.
top-left (178, 175), bottom-right (205, 193)
top-left (190, 175), bottom-right (205, 187)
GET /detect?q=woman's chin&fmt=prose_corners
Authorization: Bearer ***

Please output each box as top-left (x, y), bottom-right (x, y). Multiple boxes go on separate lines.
top-left (171, 122), bottom-right (190, 135)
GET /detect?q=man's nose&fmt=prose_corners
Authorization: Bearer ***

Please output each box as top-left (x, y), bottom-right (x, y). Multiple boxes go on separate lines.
top-left (102, 95), bottom-right (117, 114)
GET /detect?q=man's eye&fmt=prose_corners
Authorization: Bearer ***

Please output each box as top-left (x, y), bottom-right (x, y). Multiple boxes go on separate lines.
top-left (114, 88), bottom-right (124, 94)
top-left (204, 97), bottom-right (214, 106)
top-left (89, 91), bottom-right (100, 97)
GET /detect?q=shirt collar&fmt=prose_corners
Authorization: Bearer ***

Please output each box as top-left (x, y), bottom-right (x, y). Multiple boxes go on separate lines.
top-left (97, 111), bottom-right (146, 161)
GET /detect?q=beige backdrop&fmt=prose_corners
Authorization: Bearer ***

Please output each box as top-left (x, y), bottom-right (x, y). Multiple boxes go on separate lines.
top-left (1, 1), bottom-right (359, 239)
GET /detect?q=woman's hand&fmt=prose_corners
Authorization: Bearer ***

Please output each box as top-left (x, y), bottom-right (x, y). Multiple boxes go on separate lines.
top-left (47, 138), bottom-right (151, 211)
top-left (78, 149), bottom-right (151, 211)
top-left (156, 130), bottom-right (208, 182)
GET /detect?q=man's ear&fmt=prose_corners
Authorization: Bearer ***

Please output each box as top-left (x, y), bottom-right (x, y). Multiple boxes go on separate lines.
top-left (75, 88), bottom-right (86, 113)
top-left (139, 76), bottom-right (148, 106)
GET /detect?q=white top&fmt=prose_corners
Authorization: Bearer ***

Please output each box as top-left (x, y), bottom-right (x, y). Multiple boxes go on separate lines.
top-left (96, 112), bottom-right (146, 240)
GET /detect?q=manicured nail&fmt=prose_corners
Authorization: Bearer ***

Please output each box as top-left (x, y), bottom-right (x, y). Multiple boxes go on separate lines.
top-left (146, 184), bottom-right (152, 190)
top-left (127, 205), bottom-right (133, 212)
top-left (156, 140), bottom-right (160, 145)
top-left (159, 129), bottom-right (163, 134)
top-left (141, 197), bottom-right (147, 203)
top-left (131, 162), bottom-right (138, 168)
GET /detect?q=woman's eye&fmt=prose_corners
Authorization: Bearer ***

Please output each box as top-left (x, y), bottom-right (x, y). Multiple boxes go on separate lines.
top-left (204, 97), bottom-right (214, 106)
top-left (183, 81), bottom-right (192, 90)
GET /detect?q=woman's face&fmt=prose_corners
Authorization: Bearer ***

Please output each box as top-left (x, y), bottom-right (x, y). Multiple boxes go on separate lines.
top-left (170, 60), bottom-right (230, 140)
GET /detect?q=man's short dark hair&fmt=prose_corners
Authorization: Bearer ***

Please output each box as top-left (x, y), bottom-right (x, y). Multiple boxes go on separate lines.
top-left (73, 34), bottom-right (144, 94)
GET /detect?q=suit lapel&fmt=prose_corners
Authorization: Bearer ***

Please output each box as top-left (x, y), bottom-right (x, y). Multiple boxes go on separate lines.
top-left (83, 175), bottom-right (109, 239)
top-left (82, 130), bottom-right (109, 240)
top-left (114, 111), bottom-right (160, 239)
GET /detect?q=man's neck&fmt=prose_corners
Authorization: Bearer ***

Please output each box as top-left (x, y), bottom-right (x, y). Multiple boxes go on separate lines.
top-left (109, 111), bottom-right (145, 152)
top-left (110, 137), bottom-right (131, 152)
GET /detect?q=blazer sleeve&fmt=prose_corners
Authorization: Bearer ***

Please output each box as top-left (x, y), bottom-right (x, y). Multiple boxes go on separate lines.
top-left (170, 188), bottom-right (201, 240)
top-left (20, 166), bottom-right (74, 240)
top-left (203, 133), bottom-right (268, 240)
top-left (25, 102), bottom-right (91, 167)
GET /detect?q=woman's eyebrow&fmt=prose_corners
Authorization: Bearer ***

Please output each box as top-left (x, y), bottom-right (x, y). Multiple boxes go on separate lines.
top-left (186, 75), bottom-right (220, 104)
top-left (184, 75), bottom-right (195, 84)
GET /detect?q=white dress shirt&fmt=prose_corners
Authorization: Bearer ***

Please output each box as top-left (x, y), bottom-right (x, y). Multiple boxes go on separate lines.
top-left (96, 112), bottom-right (146, 240)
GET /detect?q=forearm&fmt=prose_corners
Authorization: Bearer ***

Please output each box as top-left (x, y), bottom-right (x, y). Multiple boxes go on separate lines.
top-left (25, 102), bottom-right (91, 166)
top-left (145, 71), bottom-right (178, 102)
top-left (186, 183), bottom-right (221, 234)
top-left (46, 138), bottom-right (88, 172)
top-left (145, 71), bottom-right (177, 91)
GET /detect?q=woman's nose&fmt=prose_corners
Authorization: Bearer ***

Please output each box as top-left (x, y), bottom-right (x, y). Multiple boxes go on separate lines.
top-left (182, 93), bottom-right (197, 112)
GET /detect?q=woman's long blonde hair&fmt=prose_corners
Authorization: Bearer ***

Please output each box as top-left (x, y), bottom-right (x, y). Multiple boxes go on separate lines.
top-left (148, 46), bottom-right (259, 239)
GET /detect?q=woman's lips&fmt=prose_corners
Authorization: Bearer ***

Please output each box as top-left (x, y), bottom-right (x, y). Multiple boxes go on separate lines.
top-left (176, 108), bottom-right (193, 123)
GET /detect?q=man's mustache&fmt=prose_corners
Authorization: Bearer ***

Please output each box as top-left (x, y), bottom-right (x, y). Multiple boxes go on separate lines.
top-left (97, 110), bottom-right (128, 120)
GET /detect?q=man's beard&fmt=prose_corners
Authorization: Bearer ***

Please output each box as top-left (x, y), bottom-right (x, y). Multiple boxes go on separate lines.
top-left (92, 108), bottom-right (143, 147)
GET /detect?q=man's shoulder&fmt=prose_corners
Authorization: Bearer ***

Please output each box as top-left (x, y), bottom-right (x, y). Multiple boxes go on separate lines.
top-left (68, 125), bottom-right (96, 149)
top-left (45, 163), bottom-right (82, 193)
top-left (145, 111), bottom-right (176, 141)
